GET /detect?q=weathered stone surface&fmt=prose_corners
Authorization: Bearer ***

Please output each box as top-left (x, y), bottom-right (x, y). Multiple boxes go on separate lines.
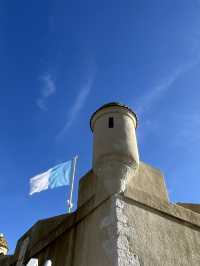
top-left (78, 160), bottom-right (169, 210)
top-left (118, 195), bottom-right (200, 266)
top-left (13, 213), bottom-right (75, 262)
top-left (127, 161), bottom-right (169, 202)
top-left (2, 189), bottom-right (200, 265)
top-left (124, 187), bottom-right (200, 228)
top-left (78, 170), bottom-right (96, 208)
top-left (74, 196), bottom-right (118, 266)
top-left (32, 227), bottom-right (75, 266)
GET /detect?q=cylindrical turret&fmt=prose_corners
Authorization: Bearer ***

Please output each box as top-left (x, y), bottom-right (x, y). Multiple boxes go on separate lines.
top-left (0, 233), bottom-right (8, 256)
top-left (90, 102), bottom-right (139, 184)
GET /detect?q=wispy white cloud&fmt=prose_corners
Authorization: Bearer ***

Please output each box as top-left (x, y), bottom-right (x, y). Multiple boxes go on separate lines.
top-left (135, 57), bottom-right (200, 117)
top-left (56, 74), bottom-right (95, 139)
top-left (36, 74), bottom-right (56, 111)
top-left (135, 54), bottom-right (200, 146)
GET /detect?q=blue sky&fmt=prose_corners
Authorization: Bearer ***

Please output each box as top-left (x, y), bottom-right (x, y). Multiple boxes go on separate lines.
top-left (1, 0), bottom-right (200, 253)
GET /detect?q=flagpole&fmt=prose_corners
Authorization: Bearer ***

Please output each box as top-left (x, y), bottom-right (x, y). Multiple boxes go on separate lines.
top-left (68, 155), bottom-right (78, 213)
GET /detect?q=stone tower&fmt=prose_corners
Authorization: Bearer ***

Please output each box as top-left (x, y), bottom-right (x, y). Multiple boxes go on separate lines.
top-left (91, 103), bottom-right (139, 194)
top-left (1, 102), bottom-right (200, 266)
top-left (0, 234), bottom-right (8, 256)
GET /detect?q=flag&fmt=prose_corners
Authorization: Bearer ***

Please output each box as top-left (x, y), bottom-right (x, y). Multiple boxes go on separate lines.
top-left (29, 158), bottom-right (77, 196)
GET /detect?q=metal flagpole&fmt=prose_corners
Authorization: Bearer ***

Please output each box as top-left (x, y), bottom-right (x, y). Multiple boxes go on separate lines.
top-left (68, 155), bottom-right (78, 213)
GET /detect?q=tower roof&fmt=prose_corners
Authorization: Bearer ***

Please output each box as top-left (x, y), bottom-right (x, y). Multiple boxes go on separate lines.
top-left (90, 102), bottom-right (138, 131)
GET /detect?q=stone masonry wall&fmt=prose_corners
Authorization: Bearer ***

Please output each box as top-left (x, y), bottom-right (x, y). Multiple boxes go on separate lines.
top-left (117, 194), bottom-right (200, 266)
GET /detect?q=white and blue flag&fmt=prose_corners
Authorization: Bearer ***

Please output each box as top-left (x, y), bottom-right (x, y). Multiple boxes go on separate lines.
top-left (29, 157), bottom-right (77, 199)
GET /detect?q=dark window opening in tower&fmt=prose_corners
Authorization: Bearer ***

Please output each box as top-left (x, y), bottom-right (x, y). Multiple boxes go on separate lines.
top-left (108, 117), bottom-right (114, 128)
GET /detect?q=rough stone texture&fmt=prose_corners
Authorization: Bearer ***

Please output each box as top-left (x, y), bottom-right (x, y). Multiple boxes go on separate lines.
top-left (115, 198), bottom-right (141, 266)
top-left (75, 195), bottom-right (141, 266)
top-left (119, 194), bottom-right (200, 266)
